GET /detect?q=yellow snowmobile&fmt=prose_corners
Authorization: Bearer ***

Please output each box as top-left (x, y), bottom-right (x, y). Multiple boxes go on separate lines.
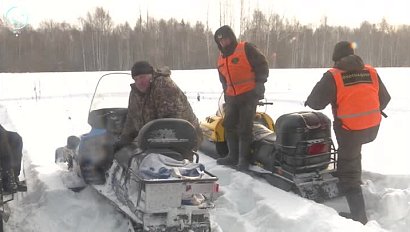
top-left (199, 101), bottom-right (340, 202)
top-left (200, 102), bottom-right (275, 157)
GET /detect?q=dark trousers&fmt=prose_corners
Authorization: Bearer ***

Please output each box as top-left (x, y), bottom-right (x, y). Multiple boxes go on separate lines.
top-left (334, 125), bottom-right (378, 194)
top-left (333, 123), bottom-right (379, 224)
top-left (335, 133), bottom-right (363, 194)
top-left (224, 94), bottom-right (257, 150)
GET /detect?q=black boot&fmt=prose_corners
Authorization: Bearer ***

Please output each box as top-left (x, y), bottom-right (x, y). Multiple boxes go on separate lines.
top-left (217, 135), bottom-right (239, 166)
top-left (2, 170), bottom-right (18, 194)
top-left (237, 136), bottom-right (251, 171)
top-left (339, 187), bottom-right (368, 224)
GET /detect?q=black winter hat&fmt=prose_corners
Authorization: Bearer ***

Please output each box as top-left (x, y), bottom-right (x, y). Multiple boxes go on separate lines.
top-left (214, 25), bottom-right (237, 43)
top-left (131, 61), bottom-right (154, 77)
top-left (332, 41), bottom-right (354, 62)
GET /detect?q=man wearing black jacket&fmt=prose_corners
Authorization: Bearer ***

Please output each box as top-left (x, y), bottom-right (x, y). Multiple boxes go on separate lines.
top-left (214, 25), bottom-right (269, 170)
top-left (305, 41), bottom-right (391, 224)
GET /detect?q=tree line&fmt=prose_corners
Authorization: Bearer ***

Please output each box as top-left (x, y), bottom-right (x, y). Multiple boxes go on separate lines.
top-left (1, 7), bottom-right (409, 72)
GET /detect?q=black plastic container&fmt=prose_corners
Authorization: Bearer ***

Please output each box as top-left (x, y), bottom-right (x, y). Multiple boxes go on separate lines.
top-left (276, 111), bottom-right (331, 146)
top-left (275, 111), bottom-right (333, 173)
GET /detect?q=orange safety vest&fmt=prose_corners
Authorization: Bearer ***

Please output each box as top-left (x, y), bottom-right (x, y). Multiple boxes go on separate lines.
top-left (217, 42), bottom-right (256, 96)
top-left (330, 64), bottom-right (381, 130)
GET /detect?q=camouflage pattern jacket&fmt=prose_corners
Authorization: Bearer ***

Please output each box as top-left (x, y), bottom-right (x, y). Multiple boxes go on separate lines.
top-left (120, 68), bottom-right (201, 147)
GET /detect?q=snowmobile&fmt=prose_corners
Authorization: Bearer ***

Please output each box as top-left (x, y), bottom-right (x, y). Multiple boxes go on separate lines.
top-left (199, 101), bottom-right (339, 202)
top-left (60, 72), bottom-right (219, 232)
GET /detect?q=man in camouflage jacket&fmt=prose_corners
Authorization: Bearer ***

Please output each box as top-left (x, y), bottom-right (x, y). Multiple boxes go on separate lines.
top-left (119, 61), bottom-right (202, 158)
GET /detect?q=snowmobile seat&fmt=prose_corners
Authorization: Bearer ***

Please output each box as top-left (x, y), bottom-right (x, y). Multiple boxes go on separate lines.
top-left (144, 148), bottom-right (184, 161)
top-left (253, 123), bottom-right (276, 143)
top-left (137, 118), bottom-right (198, 160)
top-left (251, 123), bottom-right (277, 171)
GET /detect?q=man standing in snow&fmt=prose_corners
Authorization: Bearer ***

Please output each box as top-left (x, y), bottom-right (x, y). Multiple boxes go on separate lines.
top-left (117, 61), bottom-right (202, 160)
top-left (305, 41), bottom-right (391, 224)
top-left (214, 25), bottom-right (269, 170)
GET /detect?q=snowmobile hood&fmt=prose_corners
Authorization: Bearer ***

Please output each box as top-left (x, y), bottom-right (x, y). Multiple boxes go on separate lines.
top-left (333, 54), bottom-right (365, 72)
top-left (214, 25), bottom-right (238, 57)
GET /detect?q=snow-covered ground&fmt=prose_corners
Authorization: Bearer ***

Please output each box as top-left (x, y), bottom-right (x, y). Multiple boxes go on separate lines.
top-left (1, 68), bottom-right (409, 232)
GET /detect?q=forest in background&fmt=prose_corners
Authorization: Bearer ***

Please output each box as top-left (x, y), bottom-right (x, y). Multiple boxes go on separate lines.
top-left (1, 7), bottom-right (409, 72)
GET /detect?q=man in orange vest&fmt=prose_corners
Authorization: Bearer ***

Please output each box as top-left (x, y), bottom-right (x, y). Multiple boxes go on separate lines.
top-left (305, 41), bottom-right (391, 224)
top-left (214, 25), bottom-right (269, 170)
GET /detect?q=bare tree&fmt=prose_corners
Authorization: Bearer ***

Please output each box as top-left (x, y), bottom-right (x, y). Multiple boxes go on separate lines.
top-left (3, 5), bottom-right (410, 72)
top-left (79, 7), bottom-right (113, 71)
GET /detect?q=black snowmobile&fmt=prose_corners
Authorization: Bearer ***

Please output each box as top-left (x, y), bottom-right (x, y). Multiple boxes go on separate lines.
top-left (60, 73), bottom-right (219, 232)
top-left (200, 101), bottom-right (339, 202)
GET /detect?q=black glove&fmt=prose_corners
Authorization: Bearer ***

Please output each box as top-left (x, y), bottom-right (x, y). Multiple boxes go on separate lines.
top-left (254, 82), bottom-right (265, 100)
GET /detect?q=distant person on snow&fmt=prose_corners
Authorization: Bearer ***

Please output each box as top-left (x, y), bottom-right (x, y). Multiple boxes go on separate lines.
top-left (116, 61), bottom-right (202, 161)
top-left (55, 135), bottom-right (81, 170)
top-left (0, 124), bottom-right (27, 193)
top-left (214, 25), bottom-right (269, 170)
top-left (305, 41), bottom-right (391, 224)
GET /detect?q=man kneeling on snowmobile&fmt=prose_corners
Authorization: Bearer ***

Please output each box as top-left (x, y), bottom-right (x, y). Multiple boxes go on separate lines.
top-left (0, 124), bottom-right (27, 193)
top-left (114, 61), bottom-right (202, 161)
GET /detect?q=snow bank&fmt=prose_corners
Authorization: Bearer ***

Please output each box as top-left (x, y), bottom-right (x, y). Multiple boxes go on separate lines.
top-left (1, 68), bottom-right (410, 231)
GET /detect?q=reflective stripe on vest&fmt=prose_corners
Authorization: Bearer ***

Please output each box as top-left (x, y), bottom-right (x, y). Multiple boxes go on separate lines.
top-left (330, 65), bottom-right (381, 130)
top-left (217, 42), bottom-right (256, 96)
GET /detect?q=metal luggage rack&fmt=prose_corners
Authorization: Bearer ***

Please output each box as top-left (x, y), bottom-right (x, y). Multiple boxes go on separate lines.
top-left (276, 138), bottom-right (338, 174)
top-left (130, 169), bottom-right (219, 184)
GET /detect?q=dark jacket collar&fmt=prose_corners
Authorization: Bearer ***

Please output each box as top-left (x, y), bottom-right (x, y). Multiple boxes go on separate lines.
top-left (333, 54), bottom-right (365, 72)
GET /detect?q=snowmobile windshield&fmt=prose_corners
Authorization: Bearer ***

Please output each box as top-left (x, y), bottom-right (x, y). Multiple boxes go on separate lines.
top-left (89, 72), bottom-right (131, 112)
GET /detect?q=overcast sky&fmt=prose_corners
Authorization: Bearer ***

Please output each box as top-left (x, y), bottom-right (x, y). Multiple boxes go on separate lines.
top-left (1, 0), bottom-right (410, 34)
